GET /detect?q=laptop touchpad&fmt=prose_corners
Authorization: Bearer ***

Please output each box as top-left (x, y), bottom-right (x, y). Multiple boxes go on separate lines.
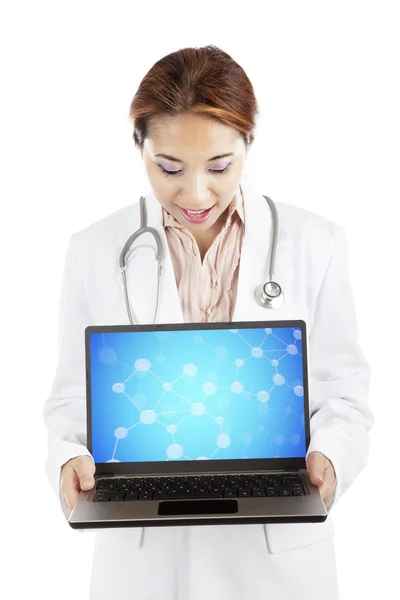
top-left (158, 499), bottom-right (238, 515)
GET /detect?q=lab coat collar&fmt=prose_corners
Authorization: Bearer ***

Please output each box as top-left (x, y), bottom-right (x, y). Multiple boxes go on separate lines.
top-left (116, 177), bottom-right (294, 324)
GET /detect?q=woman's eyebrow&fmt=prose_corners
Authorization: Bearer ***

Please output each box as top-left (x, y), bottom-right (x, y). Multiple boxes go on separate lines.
top-left (155, 152), bottom-right (234, 163)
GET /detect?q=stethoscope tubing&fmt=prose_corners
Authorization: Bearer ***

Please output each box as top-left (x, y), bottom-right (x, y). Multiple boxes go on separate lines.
top-left (119, 190), bottom-right (283, 324)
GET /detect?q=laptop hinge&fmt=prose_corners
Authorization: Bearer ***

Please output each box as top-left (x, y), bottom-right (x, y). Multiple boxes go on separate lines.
top-left (96, 472), bottom-right (114, 478)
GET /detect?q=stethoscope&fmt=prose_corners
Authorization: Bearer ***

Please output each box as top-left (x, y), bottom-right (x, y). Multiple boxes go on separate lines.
top-left (119, 190), bottom-right (283, 325)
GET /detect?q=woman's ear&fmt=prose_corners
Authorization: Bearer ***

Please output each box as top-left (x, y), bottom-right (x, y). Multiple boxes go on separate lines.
top-left (245, 140), bottom-right (253, 159)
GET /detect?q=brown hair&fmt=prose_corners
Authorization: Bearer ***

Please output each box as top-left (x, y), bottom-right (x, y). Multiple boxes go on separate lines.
top-left (129, 45), bottom-right (259, 150)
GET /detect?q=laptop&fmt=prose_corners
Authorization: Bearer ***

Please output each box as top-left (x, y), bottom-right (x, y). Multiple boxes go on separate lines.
top-left (68, 319), bottom-right (328, 529)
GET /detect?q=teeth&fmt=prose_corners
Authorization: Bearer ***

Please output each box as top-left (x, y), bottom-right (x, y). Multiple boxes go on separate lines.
top-left (184, 208), bottom-right (210, 215)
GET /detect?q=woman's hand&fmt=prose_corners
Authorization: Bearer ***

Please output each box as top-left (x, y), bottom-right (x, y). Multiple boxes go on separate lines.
top-left (60, 455), bottom-right (96, 510)
top-left (306, 451), bottom-right (336, 506)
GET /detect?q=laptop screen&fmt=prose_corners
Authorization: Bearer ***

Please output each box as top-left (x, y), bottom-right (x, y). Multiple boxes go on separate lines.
top-left (88, 325), bottom-right (307, 464)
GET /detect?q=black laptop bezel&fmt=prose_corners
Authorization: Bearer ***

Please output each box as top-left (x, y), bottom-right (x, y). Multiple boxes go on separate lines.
top-left (85, 319), bottom-right (310, 476)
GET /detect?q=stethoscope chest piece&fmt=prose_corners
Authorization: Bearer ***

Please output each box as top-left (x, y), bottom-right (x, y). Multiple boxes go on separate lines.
top-left (255, 280), bottom-right (284, 309)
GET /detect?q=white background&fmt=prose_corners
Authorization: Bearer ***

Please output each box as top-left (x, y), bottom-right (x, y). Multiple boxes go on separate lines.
top-left (1, 1), bottom-right (399, 598)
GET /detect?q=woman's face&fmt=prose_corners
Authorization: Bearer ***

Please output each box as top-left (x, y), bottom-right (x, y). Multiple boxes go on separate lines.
top-left (141, 113), bottom-right (249, 235)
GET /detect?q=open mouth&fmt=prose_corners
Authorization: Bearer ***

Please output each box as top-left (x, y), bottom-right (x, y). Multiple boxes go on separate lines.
top-left (178, 205), bottom-right (215, 223)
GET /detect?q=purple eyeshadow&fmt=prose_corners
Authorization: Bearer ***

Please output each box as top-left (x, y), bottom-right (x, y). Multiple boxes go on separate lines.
top-left (158, 161), bottom-right (231, 172)
top-left (158, 162), bottom-right (179, 172)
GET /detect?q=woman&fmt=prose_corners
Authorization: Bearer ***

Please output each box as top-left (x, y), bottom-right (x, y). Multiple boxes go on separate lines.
top-left (43, 45), bottom-right (374, 599)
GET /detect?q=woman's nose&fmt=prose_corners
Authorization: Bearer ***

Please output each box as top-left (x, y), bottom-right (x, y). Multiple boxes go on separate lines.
top-left (181, 177), bottom-right (212, 207)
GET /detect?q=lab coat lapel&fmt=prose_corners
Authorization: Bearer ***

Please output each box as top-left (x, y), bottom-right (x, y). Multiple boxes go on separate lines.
top-left (233, 179), bottom-right (294, 321)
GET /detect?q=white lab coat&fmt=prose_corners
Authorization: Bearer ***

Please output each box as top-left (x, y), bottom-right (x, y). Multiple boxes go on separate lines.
top-left (43, 178), bottom-right (374, 599)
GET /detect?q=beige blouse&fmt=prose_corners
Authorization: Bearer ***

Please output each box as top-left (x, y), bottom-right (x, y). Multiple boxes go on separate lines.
top-left (163, 189), bottom-right (245, 322)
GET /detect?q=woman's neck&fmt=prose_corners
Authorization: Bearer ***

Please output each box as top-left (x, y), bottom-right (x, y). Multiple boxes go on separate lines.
top-left (192, 205), bottom-right (230, 262)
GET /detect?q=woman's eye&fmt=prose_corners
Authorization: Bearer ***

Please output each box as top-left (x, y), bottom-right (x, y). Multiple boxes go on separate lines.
top-left (159, 166), bottom-right (180, 176)
top-left (158, 164), bottom-right (231, 177)
top-left (211, 165), bottom-right (230, 174)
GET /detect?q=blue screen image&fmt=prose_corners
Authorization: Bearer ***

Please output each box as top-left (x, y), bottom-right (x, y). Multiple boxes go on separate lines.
top-left (89, 326), bottom-right (307, 463)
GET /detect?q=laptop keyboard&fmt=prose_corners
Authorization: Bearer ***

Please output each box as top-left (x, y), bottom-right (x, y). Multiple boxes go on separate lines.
top-left (93, 473), bottom-right (305, 502)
